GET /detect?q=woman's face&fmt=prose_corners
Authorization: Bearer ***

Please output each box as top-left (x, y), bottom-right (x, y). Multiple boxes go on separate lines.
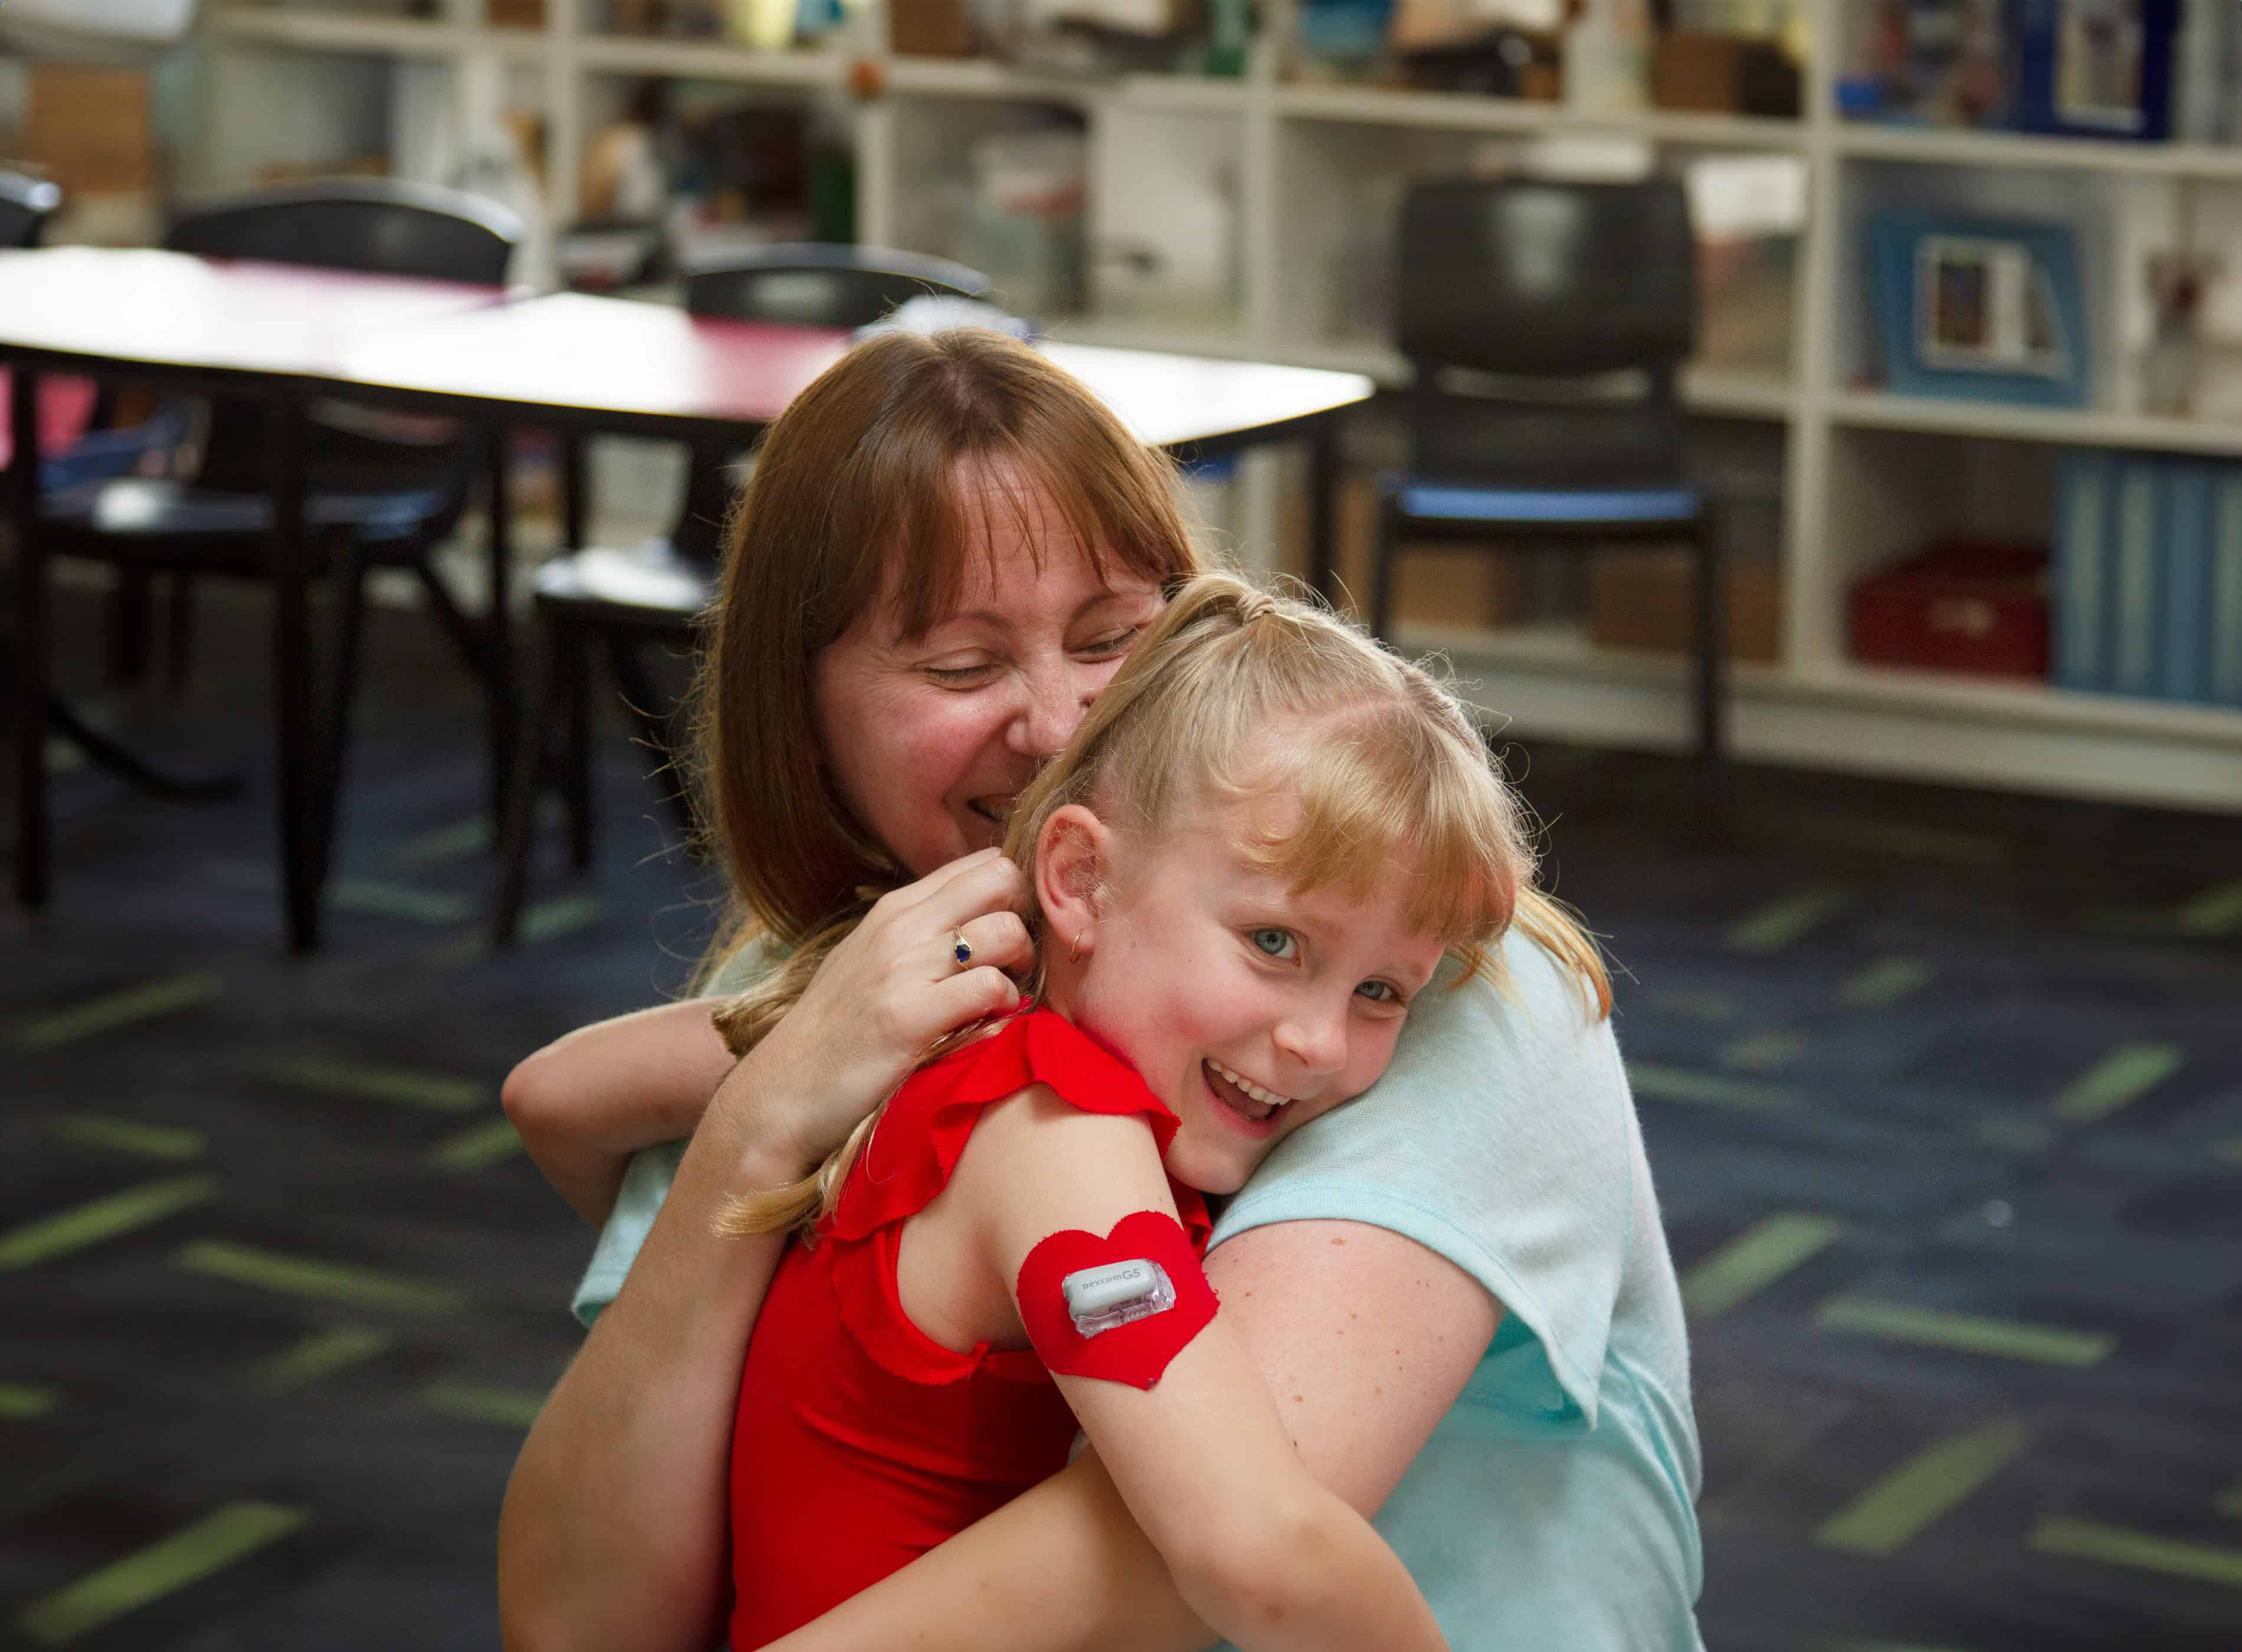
top-left (812, 466), bottom-right (1167, 880)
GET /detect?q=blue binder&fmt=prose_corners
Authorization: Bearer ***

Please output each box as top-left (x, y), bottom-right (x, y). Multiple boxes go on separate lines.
top-left (2109, 458), bottom-right (2164, 697)
top-left (2210, 468), bottom-right (2242, 707)
top-left (2158, 461), bottom-right (2213, 702)
top-left (2053, 449), bottom-right (2116, 691)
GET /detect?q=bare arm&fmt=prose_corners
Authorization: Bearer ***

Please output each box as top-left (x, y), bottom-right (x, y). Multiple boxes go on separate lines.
top-left (956, 1094), bottom-right (1456, 1652)
top-left (762, 1219), bottom-right (1499, 1652)
top-left (502, 998), bottom-right (738, 1225)
top-left (498, 852), bottom-right (1034, 1652)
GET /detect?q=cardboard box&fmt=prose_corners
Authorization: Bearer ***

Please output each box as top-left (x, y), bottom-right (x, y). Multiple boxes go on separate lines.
top-left (891, 0), bottom-right (973, 54)
top-left (1268, 472), bottom-right (1524, 631)
top-left (24, 65), bottom-right (156, 196)
top-left (1588, 551), bottom-right (1782, 663)
top-left (1651, 31), bottom-right (1801, 117)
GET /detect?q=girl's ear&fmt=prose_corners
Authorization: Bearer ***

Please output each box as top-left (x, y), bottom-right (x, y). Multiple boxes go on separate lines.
top-left (1035, 804), bottom-right (1111, 950)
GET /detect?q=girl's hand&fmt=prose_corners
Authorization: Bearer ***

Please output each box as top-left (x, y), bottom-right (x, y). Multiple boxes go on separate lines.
top-left (733, 848), bottom-right (1034, 1171)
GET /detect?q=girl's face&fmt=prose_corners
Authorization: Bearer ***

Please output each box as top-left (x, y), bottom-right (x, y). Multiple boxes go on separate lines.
top-left (1050, 792), bottom-right (1448, 1196)
top-left (812, 464), bottom-right (1166, 880)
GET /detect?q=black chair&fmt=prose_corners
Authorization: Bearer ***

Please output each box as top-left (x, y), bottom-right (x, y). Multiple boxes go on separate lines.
top-left (1371, 175), bottom-right (1725, 765)
top-left (491, 242), bottom-right (991, 943)
top-left (32, 179), bottom-right (522, 894)
top-left (0, 169), bottom-right (61, 248)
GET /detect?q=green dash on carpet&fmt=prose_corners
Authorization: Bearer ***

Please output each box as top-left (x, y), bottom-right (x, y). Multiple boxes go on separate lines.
top-left (17, 1502), bottom-right (308, 1646)
top-left (254, 1054), bottom-right (484, 1113)
top-left (327, 879), bottom-right (473, 925)
top-left (1841, 957), bottom-right (1935, 1009)
top-left (253, 1325), bottom-right (395, 1394)
top-left (1719, 1031), bottom-right (1805, 1072)
top-left (2218, 1140), bottom-right (2242, 1168)
top-left (2053, 1043), bottom-right (2184, 1123)
top-left (0, 1176), bottom-right (221, 1270)
top-left (389, 817), bottom-right (491, 870)
top-left (1682, 1213), bottom-right (1841, 1319)
top-left (519, 894), bottom-right (605, 944)
top-left (1816, 1418), bottom-right (2031, 1558)
top-left (173, 1239), bottom-right (467, 1313)
top-left (1815, 1297), bottom-right (2114, 1366)
top-left (2214, 1481), bottom-right (2242, 1519)
top-left (419, 1379), bottom-right (549, 1430)
top-left (45, 1116), bottom-right (206, 1161)
top-left (2178, 879), bottom-right (2242, 938)
top-left (429, 1117), bottom-right (525, 1171)
top-left (2028, 1517), bottom-right (2242, 1590)
top-left (1627, 1064), bottom-right (1797, 1110)
top-left (9, 973), bottom-right (223, 1053)
top-left (1651, 993), bottom-right (1735, 1022)
top-left (1975, 1119), bottom-right (2053, 1155)
top-left (0, 1382), bottom-right (58, 1420)
top-left (1728, 889), bottom-right (1854, 953)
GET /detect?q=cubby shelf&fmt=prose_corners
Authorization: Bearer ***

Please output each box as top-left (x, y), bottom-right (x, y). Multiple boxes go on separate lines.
top-left (191, 0), bottom-right (2242, 809)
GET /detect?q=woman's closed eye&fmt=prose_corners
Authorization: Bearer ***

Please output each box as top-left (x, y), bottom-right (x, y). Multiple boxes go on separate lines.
top-left (1079, 624), bottom-right (1145, 659)
top-left (921, 657), bottom-right (1001, 686)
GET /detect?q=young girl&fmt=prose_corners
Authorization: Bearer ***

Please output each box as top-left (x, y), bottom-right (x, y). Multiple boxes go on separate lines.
top-left (709, 571), bottom-right (1594, 1652)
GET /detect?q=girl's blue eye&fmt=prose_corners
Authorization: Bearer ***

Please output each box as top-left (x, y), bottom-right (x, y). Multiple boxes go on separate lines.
top-left (1250, 928), bottom-right (1297, 960)
top-left (1356, 979), bottom-right (1402, 1005)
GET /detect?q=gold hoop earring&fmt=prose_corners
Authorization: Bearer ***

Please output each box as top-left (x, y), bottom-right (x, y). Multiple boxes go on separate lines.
top-left (1070, 930), bottom-right (1084, 964)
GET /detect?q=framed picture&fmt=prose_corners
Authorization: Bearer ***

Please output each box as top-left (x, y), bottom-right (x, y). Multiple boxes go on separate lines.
top-left (1867, 211), bottom-right (2088, 405)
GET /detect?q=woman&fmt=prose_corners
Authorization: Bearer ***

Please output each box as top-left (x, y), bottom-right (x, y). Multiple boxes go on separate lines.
top-left (497, 328), bottom-right (1704, 1651)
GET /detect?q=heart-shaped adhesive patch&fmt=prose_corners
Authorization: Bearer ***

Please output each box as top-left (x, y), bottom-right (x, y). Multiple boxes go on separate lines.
top-left (1015, 1210), bottom-right (1218, 1391)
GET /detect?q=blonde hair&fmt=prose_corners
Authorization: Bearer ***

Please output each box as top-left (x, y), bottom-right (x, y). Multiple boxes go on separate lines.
top-left (688, 327), bottom-right (1204, 967)
top-left (714, 571), bottom-right (1610, 1239)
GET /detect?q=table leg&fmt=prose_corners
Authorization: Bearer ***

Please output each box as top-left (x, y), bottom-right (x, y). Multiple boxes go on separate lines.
top-left (1307, 417), bottom-right (1339, 607)
top-left (486, 423), bottom-right (514, 830)
top-left (560, 430), bottom-right (588, 553)
top-left (9, 363), bottom-right (47, 909)
top-left (269, 388), bottom-right (319, 954)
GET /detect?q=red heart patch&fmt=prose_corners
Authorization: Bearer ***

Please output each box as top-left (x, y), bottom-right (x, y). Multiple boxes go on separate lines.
top-left (1015, 1210), bottom-right (1218, 1391)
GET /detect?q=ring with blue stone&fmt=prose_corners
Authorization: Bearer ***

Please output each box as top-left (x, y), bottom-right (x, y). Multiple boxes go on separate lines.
top-left (950, 929), bottom-right (974, 970)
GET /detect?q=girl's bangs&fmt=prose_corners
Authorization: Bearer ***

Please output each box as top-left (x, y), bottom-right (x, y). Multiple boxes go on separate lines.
top-left (1230, 713), bottom-right (1518, 948)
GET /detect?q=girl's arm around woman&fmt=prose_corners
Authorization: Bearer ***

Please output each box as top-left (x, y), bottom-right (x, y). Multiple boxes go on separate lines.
top-left (950, 1089), bottom-right (1457, 1652)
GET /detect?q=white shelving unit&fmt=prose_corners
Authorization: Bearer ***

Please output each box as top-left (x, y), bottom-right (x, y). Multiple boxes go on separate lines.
top-left (187, 0), bottom-right (2242, 811)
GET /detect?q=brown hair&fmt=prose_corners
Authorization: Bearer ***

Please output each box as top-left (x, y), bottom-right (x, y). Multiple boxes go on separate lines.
top-left (714, 571), bottom-right (1611, 1238)
top-left (689, 327), bottom-right (1205, 962)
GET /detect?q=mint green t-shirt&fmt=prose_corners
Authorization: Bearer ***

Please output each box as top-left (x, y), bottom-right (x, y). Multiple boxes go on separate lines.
top-left (572, 930), bottom-right (1705, 1651)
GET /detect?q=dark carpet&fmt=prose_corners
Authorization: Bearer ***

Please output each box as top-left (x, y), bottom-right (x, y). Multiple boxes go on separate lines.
top-left (4, 580), bottom-right (2240, 1651)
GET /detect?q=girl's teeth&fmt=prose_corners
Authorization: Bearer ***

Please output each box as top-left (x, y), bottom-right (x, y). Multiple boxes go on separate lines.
top-left (1210, 1060), bottom-right (1290, 1111)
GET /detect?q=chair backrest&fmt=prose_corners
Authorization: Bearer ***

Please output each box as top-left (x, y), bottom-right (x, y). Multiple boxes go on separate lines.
top-left (1396, 175), bottom-right (1696, 381)
top-left (683, 243), bottom-right (991, 329)
top-left (164, 181), bottom-right (522, 496)
top-left (0, 170), bottom-right (64, 250)
top-left (1395, 176), bottom-right (1698, 489)
top-left (165, 178), bottom-right (522, 286)
top-left (663, 244), bottom-right (992, 561)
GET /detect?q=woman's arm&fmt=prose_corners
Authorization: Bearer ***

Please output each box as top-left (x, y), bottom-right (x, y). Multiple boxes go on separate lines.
top-left (502, 998), bottom-right (738, 1225)
top-left (761, 1219), bottom-right (1498, 1652)
top-left (951, 1093), bottom-right (1456, 1652)
top-left (498, 851), bottom-right (1035, 1652)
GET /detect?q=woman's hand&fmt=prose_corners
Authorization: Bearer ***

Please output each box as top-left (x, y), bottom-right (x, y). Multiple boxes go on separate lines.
top-left (729, 847), bottom-right (1034, 1171)
top-left (497, 850), bottom-right (1035, 1652)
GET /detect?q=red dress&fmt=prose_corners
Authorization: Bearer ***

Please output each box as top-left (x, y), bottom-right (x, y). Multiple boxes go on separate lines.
top-left (726, 1009), bottom-right (1211, 1651)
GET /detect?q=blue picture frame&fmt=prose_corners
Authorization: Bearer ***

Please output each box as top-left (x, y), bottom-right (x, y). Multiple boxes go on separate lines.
top-left (1866, 210), bottom-right (2089, 406)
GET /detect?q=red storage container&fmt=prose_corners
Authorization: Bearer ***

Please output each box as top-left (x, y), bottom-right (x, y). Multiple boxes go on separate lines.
top-left (1848, 540), bottom-right (2051, 679)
